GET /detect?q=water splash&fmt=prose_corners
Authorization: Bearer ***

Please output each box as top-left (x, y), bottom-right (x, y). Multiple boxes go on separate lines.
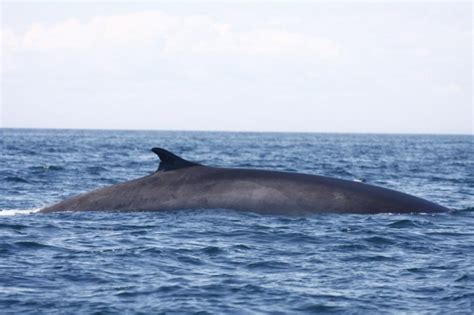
top-left (0, 208), bottom-right (41, 217)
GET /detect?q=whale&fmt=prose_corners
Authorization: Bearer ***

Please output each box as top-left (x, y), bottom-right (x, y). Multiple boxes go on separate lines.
top-left (40, 148), bottom-right (449, 214)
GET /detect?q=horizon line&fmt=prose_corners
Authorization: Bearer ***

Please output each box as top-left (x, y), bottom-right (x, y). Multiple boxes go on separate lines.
top-left (1, 126), bottom-right (472, 136)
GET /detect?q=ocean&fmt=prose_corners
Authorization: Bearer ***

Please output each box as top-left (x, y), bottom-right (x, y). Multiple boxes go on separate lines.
top-left (1, 128), bottom-right (473, 314)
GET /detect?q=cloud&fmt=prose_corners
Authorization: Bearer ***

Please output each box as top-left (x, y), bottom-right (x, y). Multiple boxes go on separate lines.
top-left (1, 11), bottom-right (340, 59)
top-left (443, 83), bottom-right (463, 94)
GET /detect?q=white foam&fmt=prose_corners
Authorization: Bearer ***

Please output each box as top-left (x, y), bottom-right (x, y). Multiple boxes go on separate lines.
top-left (0, 208), bottom-right (42, 217)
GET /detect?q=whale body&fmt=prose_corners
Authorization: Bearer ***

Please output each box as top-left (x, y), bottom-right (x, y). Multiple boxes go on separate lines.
top-left (40, 148), bottom-right (449, 214)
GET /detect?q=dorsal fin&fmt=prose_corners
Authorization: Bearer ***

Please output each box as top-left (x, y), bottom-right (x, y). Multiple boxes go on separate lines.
top-left (151, 148), bottom-right (201, 172)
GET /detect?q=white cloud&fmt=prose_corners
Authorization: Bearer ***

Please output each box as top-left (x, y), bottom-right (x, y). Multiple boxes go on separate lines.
top-left (443, 83), bottom-right (463, 94)
top-left (1, 11), bottom-right (340, 59)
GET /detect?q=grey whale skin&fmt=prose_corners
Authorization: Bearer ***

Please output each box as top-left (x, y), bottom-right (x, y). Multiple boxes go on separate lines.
top-left (40, 148), bottom-right (449, 214)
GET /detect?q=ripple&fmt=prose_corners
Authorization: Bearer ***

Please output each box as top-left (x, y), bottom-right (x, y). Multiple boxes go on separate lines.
top-left (28, 165), bottom-right (65, 172)
top-left (0, 286), bottom-right (39, 294)
top-left (295, 303), bottom-right (342, 313)
top-left (14, 241), bottom-right (60, 250)
top-left (231, 284), bottom-right (264, 294)
top-left (0, 223), bottom-right (29, 230)
top-left (85, 166), bottom-right (109, 174)
top-left (387, 219), bottom-right (420, 228)
top-left (177, 255), bottom-right (204, 266)
top-left (201, 246), bottom-right (224, 255)
top-left (139, 247), bottom-right (163, 255)
top-left (4, 176), bottom-right (29, 183)
top-left (363, 236), bottom-right (396, 245)
top-left (231, 244), bottom-right (252, 251)
top-left (454, 274), bottom-right (472, 282)
top-left (246, 260), bottom-right (291, 270)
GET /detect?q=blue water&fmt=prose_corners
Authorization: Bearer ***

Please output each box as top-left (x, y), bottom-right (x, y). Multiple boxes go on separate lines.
top-left (1, 129), bottom-right (473, 314)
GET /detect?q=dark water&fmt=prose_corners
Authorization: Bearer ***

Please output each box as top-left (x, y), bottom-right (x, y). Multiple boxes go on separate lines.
top-left (1, 128), bottom-right (473, 314)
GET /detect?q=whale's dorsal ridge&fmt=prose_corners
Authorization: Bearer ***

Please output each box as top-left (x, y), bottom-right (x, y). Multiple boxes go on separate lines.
top-left (151, 148), bottom-right (201, 172)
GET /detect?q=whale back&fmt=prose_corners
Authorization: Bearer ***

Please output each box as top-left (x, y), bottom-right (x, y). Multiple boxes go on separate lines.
top-left (40, 148), bottom-right (449, 214)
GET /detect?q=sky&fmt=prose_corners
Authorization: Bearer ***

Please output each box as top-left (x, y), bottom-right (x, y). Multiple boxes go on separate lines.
top-left (1, 1), bottom-right (472, 134)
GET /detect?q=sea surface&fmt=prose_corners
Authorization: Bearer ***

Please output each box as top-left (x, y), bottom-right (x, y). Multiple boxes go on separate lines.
top-left (1, 128), bottom-right (473, 314)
